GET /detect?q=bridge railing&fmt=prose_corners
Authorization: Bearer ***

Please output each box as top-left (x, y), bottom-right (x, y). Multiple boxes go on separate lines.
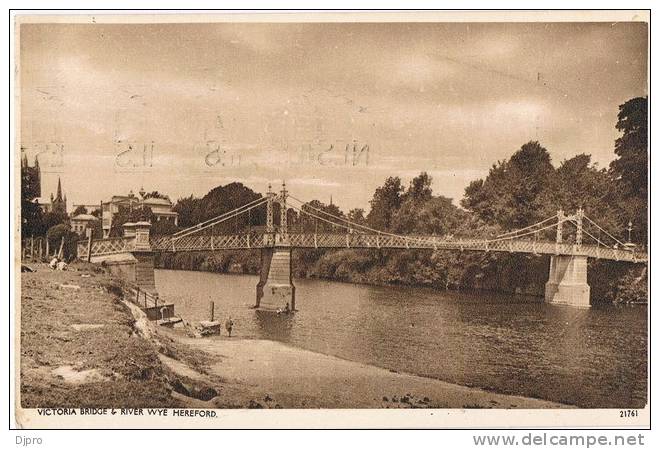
top-left (147, 232), bottom-right (646, 263)
top-left (150, 231), bottom-right (266, 252)
top-left (77, 236), bottom-right (136, 259)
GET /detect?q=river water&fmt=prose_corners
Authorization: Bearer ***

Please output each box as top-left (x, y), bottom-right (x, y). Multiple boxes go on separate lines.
top-left (155, 269), bottom-right (647, 408)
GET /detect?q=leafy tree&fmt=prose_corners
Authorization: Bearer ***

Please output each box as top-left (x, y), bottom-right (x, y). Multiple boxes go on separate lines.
top-left (47, 223), bottom-right (69, 245)
top-left (173, 195), bottom-right (202, 229)
top-left (39, 211), bottom-right (68, 237)
top-left (462, 141), bottom-right (554, 230)
top-left (610, 96), bottom-right (647, 198)
top-left (403, 171), bottom-right (433, 203)
top-left (142, 191), bottom-right (170, 201)
top-left (299, 200), bottom-right (345, 232)
top-left (21, 155), bottom-right (43, 238)
top-left (366, 176), bottom-right (404, 230)
top-left (151, 218), bottom-right (179, 236)
top-left (72, 205), bottom-right (88, 216)
top-left (347, 208), bottom-right (366, 226)
top-left (46, 223), bottom-right (79, 261)
top-left (609, 96), bottom-right (648, 243)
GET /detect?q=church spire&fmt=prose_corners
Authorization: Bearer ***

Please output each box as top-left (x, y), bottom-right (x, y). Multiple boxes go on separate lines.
top-left (56, 177), bottom-right (63, 201)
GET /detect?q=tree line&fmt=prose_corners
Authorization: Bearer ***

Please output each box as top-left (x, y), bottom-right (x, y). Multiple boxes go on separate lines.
top-left (156, 96), bottom-right (647, 303)
top-left (21, 96), bottom-right (647, 302)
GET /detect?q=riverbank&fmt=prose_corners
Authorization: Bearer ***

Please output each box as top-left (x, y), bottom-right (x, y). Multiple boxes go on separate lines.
top-left (163, 333), bottom-right (570, 409)
top-left (19, 262), bottom-right (570, 409)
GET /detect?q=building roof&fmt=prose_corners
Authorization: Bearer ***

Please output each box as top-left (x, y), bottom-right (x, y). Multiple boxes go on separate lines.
top-left (71, 214), bottom-right (98, 221)
top-left (142, 197), bottom-right (172, 205)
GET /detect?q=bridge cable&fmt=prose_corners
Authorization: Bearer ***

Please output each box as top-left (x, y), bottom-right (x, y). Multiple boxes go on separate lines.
top-left (172, 199), bottom-right (268, 240)
top-left (291, 195), bottom-right (560, 246)
top-left (581, 215), bottom-right (627, 247)
top-left (288, 195), bottom-right (412, 237)
top-left (486, 220), bottom-right (563, 243)
top-left (563, 219), bottom-right (611, 248)
top-left (495, 215), bottom-right (558, 238)
top-left (172, 197), bottom-right (267, 237)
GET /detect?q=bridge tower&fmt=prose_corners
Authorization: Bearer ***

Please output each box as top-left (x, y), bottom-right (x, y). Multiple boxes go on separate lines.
top-left (544, 209), bottom-right (590, 307)
top-left (255, 182), bottom-right (296, 311)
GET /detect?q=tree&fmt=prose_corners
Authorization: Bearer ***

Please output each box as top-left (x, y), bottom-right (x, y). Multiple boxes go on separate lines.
top-left (46, 223), bottom-right (79, 261)
top-left (72, 205), bottom-right (88, 216)
top-left (366, 176), bottom-right (404, 230)
top-left (347, 208), bottom-right (366, 226)
top-left (21, 154), bottom-right (43, 238)
top-left (142, 191), bottom-right (170, 201)
top-left (151, 218), bottom-right (179, 236)
top-left (609, 96), bottom-right (648, 243)
top-left (173, 195), bottom-right (201, 229)
top-left (461, 141), bottom-right (554, 230)
top-left (299, 200), bottom-right (346, 232)
top-left (403, 171), bottom-right (433, 203)
top-left (610, 96), bottom-right (648, 198)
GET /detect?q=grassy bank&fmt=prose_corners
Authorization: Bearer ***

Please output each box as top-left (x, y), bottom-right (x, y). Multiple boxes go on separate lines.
top-left (19, 262), bottom-right (216, 409)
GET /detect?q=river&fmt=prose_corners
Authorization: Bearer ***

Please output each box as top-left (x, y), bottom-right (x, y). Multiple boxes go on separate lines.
top-left (154, 269), bottom-right (647, 408)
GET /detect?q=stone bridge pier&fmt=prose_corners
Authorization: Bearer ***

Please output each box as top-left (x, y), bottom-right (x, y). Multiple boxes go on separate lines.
top-left (83, 221), bottom-right (168, 320)
top-left (544, 255), bottom-right (590, 308)
top-left (255, 183), bottom-right (296, 312)
top-left (256, 235), bottom-right (295, 312)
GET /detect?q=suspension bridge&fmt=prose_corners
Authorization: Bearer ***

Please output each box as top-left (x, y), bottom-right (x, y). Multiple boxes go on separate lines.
top-left (78, 182), bottom-right (646, 313)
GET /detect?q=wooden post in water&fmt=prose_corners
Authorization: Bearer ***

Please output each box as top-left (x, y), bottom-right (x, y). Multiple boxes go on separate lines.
top-left (208, 301), bottom-right (215, 322)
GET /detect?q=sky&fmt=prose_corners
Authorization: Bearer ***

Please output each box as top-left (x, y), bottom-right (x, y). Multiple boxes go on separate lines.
top-left (19, 20), bottom-right (648, 213)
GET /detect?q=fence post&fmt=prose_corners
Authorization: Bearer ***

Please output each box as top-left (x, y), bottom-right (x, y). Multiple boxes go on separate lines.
top-left (86, 229), bottom-right (93, 263)
top-left (58, 237), bottom-right (65, 259)
top-left (135, 287), bottom-right (140, 305)
top-left (45, 239), bottom-right (50, 259)
top-left (30, 236), bottom-right (34, 260)
top-left (38, 240), bottom-right (43, 261)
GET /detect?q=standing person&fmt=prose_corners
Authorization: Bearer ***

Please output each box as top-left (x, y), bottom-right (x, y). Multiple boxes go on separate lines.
top-left (225, 316), bottom-right (234, 337)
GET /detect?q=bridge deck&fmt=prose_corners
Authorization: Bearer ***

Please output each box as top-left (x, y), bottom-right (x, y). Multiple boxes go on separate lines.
top-left (145, 233), bottom-right (646, 263)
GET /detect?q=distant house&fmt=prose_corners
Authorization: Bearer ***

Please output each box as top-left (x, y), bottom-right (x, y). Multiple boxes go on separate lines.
top-left (142, 197), bottom-right (179, 225)
top-left (101, 189), bottom-right (178, 237)
top-left (70, 214), bottom-right (99, 236)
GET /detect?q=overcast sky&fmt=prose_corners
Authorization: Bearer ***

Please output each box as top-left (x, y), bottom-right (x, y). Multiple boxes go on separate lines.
top-left (20, 21), bottom-right (647, 212)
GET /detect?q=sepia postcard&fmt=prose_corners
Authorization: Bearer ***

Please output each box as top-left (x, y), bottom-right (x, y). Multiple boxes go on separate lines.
top-left (11, 10), bottom-right (650, 429)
